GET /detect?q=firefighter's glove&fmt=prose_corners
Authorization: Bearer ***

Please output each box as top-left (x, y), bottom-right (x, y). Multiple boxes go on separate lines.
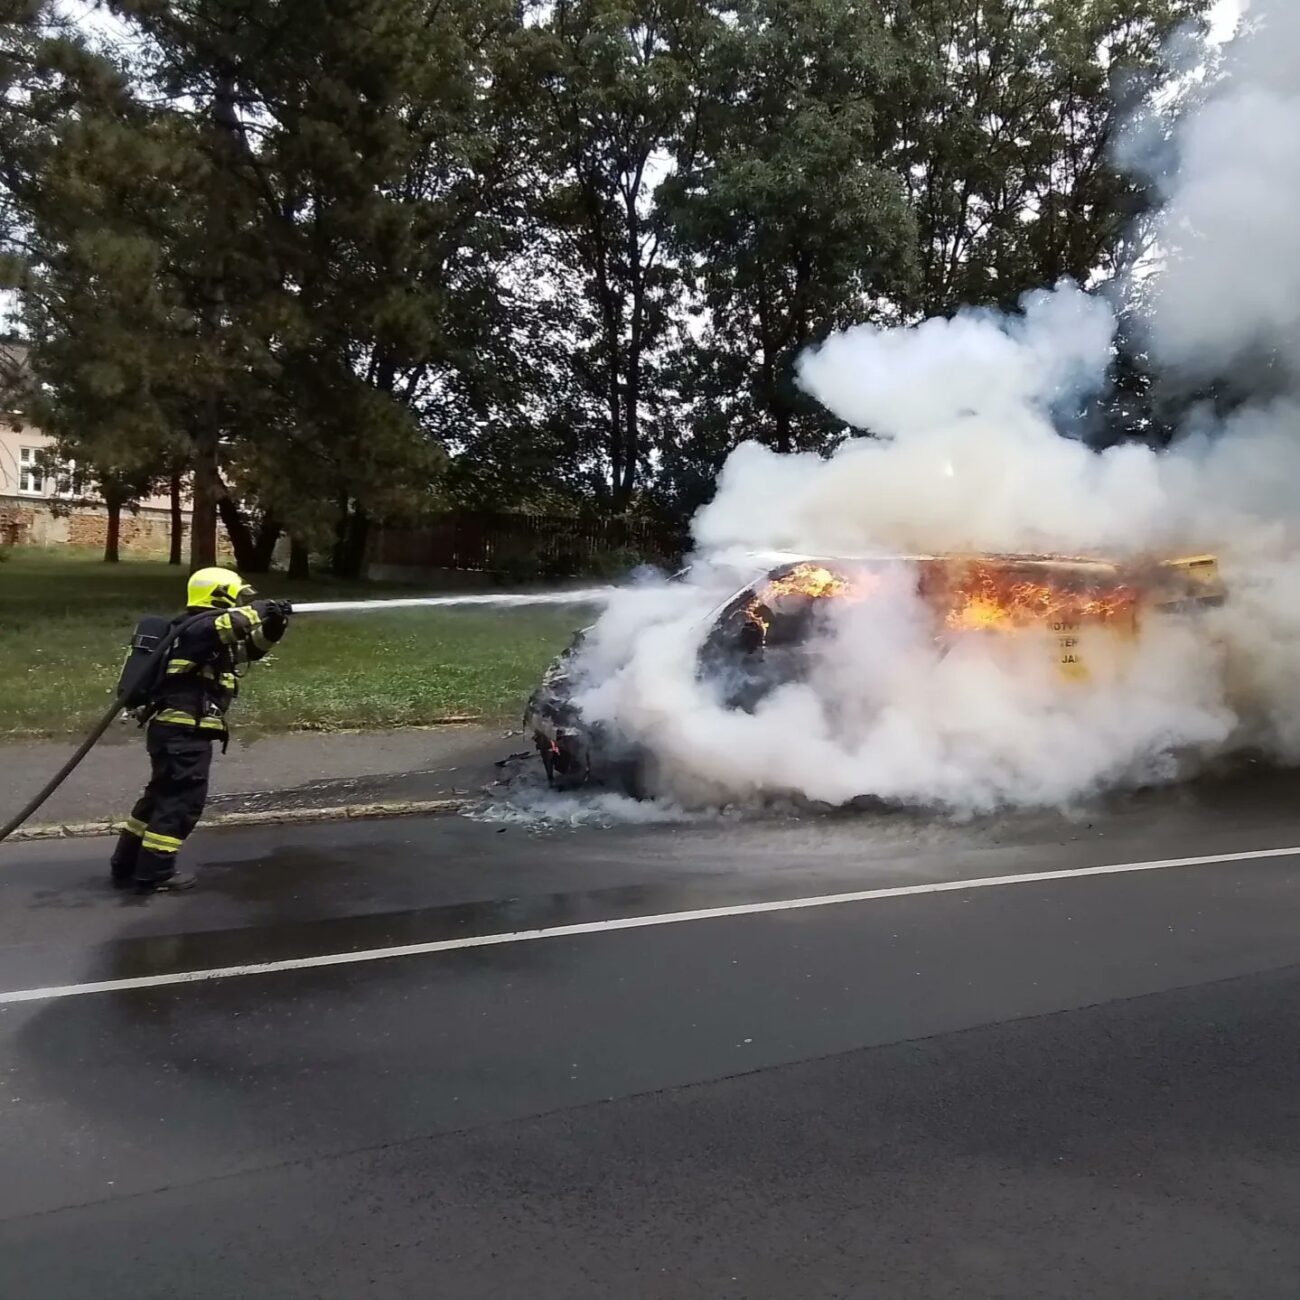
top-left (252, 599), bottom-right (292, 648)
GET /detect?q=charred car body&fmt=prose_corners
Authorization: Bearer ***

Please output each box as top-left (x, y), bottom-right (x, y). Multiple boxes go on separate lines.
top-left (524, 553), bottom-right (1226, 794)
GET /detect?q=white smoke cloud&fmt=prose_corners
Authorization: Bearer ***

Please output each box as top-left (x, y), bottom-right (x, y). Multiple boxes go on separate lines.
top-left (554, 1), bottom-right (1300, 814)
top-left (694, 285), bottom-right (1174, 560)
top-left (1145, 0), bottom-right (1300, 373)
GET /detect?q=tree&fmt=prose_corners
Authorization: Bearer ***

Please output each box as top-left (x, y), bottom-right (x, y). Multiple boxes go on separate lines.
top-left (529, 0), bottom-right (715, 509)
top-left (1, 8), bottom-right (192, 561)
top-left (2, 1), bottom-right (286, 568)
top-left (91, 0), bottom-right (306, 569)
top-left (240, 0), bottom-right (539, 573)
top-left (902, 0), bottom-right (1213, 315)
top-left (660, 0), bottom-right (920, 471)
top-left (2, 0), bottom-right (538, 575)
top-left (649, 0), bottom-right (1212, 518)
top-left (21, 110), bottom-right (186, 566)
top-left (0, 2), bottom-right (72, 266)
top-left (3, 0), bottom-right (1224, 548)
top-left (95, 0), bottom-right (540, 575)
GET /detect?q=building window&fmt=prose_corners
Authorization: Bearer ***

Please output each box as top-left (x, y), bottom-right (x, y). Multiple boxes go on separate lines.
top-left (53, 459), bottom-right (77, 499)
top-left (18, 446), bottom-right (43, 496)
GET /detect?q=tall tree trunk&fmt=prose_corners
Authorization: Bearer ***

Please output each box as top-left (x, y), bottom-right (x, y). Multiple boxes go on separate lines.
top-left (190, 62), bottom-right (240, 571)
top-left (773, 403), bottom-right (792, 456)
top-left (189, 428), bottom-right (220, 568)
top-left (333, 500), bottom-right (370, 580)
top-left (103, 492), bottom-right (122, 564)
top-left (216, 494), bottom-right (254, 571)
top-left (288, 537), bottom-right (309, 580)
top-left (250, 515), bottom-right (282, 573)
top-left (216, 495), bottom-right (281, 574)
top-left (169, 472), bottom-right (184, 565)
top-left (331, 493), bottom-right (349, 575)
top-left (352, 508), bottom-right (371, 578)
top-left (619, 196), bottom-right (645, 509)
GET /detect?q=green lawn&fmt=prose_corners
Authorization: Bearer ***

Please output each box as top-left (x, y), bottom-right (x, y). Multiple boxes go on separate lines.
top-left (0, 550), bottom-right (585, 736)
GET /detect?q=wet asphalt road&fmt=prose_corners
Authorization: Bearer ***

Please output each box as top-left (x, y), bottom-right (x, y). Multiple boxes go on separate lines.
top-left (2, 769), bottom-right (1300, 1298)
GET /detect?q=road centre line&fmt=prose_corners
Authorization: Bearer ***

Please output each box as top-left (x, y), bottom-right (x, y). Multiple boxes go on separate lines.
top-left (2, 845), bottom-right (1298, 1006)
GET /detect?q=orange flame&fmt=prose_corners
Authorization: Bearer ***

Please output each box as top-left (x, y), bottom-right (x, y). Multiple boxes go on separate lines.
top-left (941, 563), bottom-right (1138, 633)
top-left (760, 564), bottom-right (854, 602)
top-left (744, 563), bottom-right (862, 636)
top-left (739, 557), bottom-right (1146, 649)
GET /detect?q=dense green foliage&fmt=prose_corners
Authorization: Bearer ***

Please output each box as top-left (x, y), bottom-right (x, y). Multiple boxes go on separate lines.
top-left (0, 0), bottom-right (1211, 562)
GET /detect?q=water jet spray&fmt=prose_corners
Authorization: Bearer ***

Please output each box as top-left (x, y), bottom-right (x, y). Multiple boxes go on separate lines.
top-left (289, 587), bottom-right (617, 615)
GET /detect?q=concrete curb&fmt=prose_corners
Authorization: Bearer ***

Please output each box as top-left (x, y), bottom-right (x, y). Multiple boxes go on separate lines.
top-left (8, 798), bottom-right (467, 842)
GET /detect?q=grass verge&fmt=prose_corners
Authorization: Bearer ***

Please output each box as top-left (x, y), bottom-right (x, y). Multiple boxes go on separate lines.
top-left (0, 550), bottom-right (585, 736)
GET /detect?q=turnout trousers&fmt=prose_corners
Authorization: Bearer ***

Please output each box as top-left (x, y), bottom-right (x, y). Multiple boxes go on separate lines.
top-left (110, 723), bottom-right (217, 885)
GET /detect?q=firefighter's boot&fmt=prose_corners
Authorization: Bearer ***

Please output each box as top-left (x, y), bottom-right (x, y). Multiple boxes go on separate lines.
top-left (132, 838), bottom-right (196, 894)
top-left (109, 830), bottom-right (142, 888)
top-left (135, 871), bottom-right (197, 896)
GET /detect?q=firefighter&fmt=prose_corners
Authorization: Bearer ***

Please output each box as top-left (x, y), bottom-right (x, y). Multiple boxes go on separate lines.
top-left (110, 567), bottom-right (292, 894)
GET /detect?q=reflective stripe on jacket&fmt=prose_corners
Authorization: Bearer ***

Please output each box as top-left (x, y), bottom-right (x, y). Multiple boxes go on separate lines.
top-left (149, 602), bottom-right (287, 732)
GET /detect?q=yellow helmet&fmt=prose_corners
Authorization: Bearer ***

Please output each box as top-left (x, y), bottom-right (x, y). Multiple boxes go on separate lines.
top-left (187, 566), bottom-right (254, 610)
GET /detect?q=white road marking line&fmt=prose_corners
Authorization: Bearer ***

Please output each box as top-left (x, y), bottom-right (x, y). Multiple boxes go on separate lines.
top-left (2, 844), bottom-right (1298, 1006)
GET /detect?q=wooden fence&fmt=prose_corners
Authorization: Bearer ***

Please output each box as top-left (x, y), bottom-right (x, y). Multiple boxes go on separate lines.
top-left (371, 511), bottom-right (685, 576)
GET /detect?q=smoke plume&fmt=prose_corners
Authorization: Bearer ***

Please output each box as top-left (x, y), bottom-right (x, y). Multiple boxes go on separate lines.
top-left (1143, 0), bottom-right (1300, 376)
top-left (563, 0), bottom-right (1300, 813)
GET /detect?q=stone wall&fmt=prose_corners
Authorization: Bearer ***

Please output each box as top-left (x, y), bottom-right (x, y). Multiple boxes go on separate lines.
top-left (0, 498), bottom-right (230, 559)
top-left (0, 501), bottom-right (35, 546)
top-left (66, 507), bottom-right (178, 556)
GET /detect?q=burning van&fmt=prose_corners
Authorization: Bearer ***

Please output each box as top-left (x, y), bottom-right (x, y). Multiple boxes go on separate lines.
top-left (523, 552), bottom-right (1226, 794)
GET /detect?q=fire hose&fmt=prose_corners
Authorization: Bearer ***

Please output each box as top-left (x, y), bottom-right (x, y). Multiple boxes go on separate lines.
top-left (0, 612), bottom-right (207, 845)
top-left (0, 587), bottom-right (613, 845)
